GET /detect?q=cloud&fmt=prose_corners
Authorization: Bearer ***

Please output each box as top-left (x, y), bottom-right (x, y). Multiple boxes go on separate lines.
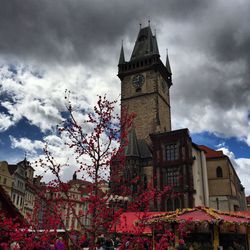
top-left (0, 113), bottom-right (14, 131)
top-left (0, 0), bottom-right (250, 190)
top-left (0, 0), bottom-right (209, 66)
top-left (235, 158), bottom-right (250, 195)
top-left (10, 136), bottom-right (44, 154)
top-left (0, 63), bottom-right (121, 133)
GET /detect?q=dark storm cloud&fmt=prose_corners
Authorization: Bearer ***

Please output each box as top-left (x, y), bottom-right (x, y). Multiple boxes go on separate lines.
top-left (0, 0), bottom-right (249, 137)
top-left (0, 0), bottom-right (209, 65)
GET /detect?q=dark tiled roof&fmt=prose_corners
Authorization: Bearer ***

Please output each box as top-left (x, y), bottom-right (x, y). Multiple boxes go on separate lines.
top-left (125, 128), bottom-right (152, 159)
top-left (125, 128), bottom-right (140, 157)
top-left (130, 26), bottom-right (159, 60)
top-left (8, 164), bottom-right (18, 175)
top-left (0, 185), bottom-right (23, 220)
top-left (137, 140), bottom-right (152, 159)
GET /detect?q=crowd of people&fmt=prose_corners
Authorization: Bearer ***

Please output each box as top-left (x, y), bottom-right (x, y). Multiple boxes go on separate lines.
top-left (2, 236), bottom-right (247, 249)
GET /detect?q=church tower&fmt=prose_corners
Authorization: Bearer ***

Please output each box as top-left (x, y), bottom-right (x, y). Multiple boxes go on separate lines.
top-left (118, 24), bottom-right (172, 142)
top-left (114, 23), bottom-right (204, 212)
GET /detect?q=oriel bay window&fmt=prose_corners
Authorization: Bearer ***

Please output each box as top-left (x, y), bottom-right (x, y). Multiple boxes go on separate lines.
top-left (165, 143), bottom-right (179, 161)
top-left (165, 167), bottom-right (179, 187)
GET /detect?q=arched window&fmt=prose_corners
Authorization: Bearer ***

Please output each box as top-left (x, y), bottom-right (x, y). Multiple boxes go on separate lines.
top-left (216, 166), bottom-right (223, 178)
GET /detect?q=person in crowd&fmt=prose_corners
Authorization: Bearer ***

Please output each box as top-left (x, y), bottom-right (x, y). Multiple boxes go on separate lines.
top-left (104, 236), bottom-right (114, 250)
top-left (175, 239), bottom-right (188, 250)
top-left (55, 237), bottom-right (65, 250)
top-left (10, 241), bottom-right (20, 250)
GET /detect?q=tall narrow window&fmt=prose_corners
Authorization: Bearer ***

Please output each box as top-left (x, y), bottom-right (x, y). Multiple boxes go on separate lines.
top-left (165, 143), bottom-right (179, 161)
top-left (216, 198), bottom-right (219, 210)
top-left (166, 168), bottom-right (179, 187)
top-left (143, 175), bottom-right (148, 190)
top-left (174, 198), bottom-right (181, 209)
top-left (216, 166), bottom-right (223, 178)
top-left (166, 199), bottom-right (173, 211)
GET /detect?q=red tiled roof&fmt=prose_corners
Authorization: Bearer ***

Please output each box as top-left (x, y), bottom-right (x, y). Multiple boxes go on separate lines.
top-left (198, 145), bottom-right (224, 159)
top-left (145, 207), bottom-right (250, 225)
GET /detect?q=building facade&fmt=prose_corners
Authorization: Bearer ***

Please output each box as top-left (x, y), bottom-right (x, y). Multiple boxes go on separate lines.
top-left (199, 145), bottom-right (246, 211)
top-left (116, 24), bottom-right (210, 211)
top-left (0, 159), bottom-right (37, 218)
top-left (0, 161), bottom-right (13, 196)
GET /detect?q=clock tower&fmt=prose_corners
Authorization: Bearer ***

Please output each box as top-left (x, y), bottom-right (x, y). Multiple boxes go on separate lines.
top-left (112, 24), bottom-right (208, 212)
top-left (118, 24), bottom-right (172, 142)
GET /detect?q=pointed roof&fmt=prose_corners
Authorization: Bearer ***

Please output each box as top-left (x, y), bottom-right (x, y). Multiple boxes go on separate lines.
top-left (125, 128), bottom-right (152, 159)
top-left (118, 43), bottom-right (125, 65)
top-left (8, 164), bottom-right (18, 175)
top-left (125, 128), bottom-right (140, 157)
top-left (166, 52), bottom-right (172, 74)
top-left (0, 185), bottom-right (24, 220)
top-left (130, 26), bottom-right (160, 60)
top-left (137, 140), bottom-right (152, 159)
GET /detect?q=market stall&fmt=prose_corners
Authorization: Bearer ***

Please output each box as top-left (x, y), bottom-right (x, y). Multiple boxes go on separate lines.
top-left (144, 206), bottom-right (250, 250)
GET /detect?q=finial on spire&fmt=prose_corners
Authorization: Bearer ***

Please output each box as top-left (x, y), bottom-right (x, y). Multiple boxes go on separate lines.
top-left (139, 23), bottom-right (142, 29)
top-left (148, 19), bottom-right (151, 27)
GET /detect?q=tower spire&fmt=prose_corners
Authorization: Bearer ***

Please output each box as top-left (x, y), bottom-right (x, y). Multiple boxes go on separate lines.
top-left (166, 49), bottom-right (172, 74)
top-left (118, 41), bottom-right (125, 65)
top-left (147, 25), bottom-right (151, 53)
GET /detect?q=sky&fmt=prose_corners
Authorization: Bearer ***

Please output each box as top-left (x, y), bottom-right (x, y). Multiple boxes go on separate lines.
top-left (0, 0), bottom-right (250, 192)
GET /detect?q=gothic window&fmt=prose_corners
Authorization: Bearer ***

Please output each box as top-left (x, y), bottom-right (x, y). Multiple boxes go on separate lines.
top-left (174, 198), bottom-right (181, 209)
top-left (143, 175), bottom-right (148, 190)
top-left (166, 168), bottom-right (179, 187)
top-left (166, 197), bottom-right (181, 211)
top-left (166, 199), bottom-right (173, 211)
top-left (216, 166), bottom-right (223, 178)
top-left (165, 143), bottom-right (179, 161)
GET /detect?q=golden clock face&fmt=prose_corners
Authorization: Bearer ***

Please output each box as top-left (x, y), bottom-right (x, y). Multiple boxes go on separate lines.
top-left (132, 74), bottom-right (144, 89)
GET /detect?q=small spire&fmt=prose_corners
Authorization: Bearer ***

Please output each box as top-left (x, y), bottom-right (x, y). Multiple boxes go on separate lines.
top-left (118, 41), bottom-right (125, 65)
top-left (139, 23), bottom-right (142, 29)
top-left (148, 19), bottom-right (151, 27)
top-left (24, 152), bottom-right (27, 161)
top-left (73, 171), bottom-right (77, 180)
top-left (166, 49), bottom-right (172, 74)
